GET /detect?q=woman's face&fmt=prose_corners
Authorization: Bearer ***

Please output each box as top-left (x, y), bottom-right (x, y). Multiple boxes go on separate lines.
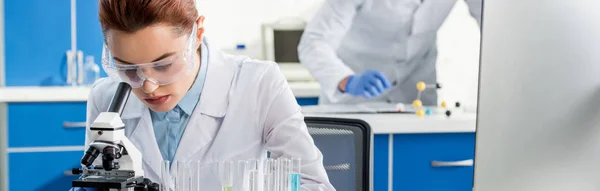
top-left (105, 21), bottom-right (203, 112)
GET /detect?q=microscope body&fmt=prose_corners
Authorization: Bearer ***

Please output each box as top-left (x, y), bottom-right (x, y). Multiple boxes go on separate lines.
top-left (72, 83), bottom-right (158, 191)
top-left (85, 112), bottom-right (144, 176)
top-left (72, 112), bottom-right (150, 190)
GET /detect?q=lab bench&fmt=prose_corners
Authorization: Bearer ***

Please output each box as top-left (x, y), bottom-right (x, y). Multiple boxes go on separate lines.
top-left (302, 112), bottom-right (477, 191)
top-left (0, 87), bottom-right (476, 191)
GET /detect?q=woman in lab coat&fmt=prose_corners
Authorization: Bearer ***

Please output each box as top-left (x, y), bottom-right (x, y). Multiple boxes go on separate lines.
top-left (75, 0), bottom-right (334, 190)
top-left (298, 0), bottom-right (481, 105)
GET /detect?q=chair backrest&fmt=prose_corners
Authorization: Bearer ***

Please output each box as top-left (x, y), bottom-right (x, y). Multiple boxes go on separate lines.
top-left (304, 117), bottom-right (371, 191)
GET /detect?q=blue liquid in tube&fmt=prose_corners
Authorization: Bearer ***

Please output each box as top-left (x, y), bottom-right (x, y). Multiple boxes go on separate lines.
top-left (290, 173), bottom-right (301, 191)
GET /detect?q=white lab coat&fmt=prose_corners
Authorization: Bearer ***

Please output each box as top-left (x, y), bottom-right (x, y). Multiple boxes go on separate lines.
top-left (298, 0), bottom-right (481, 105)
top-left (84, 41), bottom-right (335, 190)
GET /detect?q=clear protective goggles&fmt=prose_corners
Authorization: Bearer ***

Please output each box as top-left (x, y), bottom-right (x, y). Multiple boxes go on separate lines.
top-left (102, 24), bottom-right (198, 88)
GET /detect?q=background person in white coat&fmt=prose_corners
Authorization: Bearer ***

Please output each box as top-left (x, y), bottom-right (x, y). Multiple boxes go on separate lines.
top-left (298, 0), bottom-right (481, 105)
top-left (73, 0), bottom-right (334, 190)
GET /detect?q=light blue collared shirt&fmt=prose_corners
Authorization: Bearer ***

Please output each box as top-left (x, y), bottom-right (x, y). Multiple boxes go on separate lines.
top-left (150, 42), bottom-right (209, 162)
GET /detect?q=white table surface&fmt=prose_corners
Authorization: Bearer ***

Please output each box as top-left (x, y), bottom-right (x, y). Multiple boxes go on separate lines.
top-left (302, 109), bottom-right (477, 134)
top-left (0, 81), bottom-right (320, 102)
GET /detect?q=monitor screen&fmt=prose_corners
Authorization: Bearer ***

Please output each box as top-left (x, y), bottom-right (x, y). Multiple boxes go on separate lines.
top-left (273, 30), bottom-right (303, 63)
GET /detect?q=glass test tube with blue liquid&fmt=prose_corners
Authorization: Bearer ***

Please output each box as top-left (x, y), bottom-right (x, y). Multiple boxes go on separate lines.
top-left (290, 158), bottom-right (301, 191)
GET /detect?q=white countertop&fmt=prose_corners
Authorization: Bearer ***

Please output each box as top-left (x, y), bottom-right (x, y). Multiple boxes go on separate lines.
top-left (302, 106), bottom-right (477, 134)
top-left (0, 65), bottom-right (321, 103)
top-left (0, 82), bottom-right (320, 102)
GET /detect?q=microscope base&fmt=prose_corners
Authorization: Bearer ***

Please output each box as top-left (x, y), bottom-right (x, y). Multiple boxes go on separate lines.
top-left (72, 176), bottom-right (143, 190)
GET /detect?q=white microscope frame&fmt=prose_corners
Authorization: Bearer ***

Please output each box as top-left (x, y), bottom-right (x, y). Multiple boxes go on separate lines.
top-left (88, 112), bottom-right (144, 177)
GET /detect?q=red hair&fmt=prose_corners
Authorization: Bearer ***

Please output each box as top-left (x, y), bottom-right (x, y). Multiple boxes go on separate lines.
top-left (99, 0), bottom-right (198, 35)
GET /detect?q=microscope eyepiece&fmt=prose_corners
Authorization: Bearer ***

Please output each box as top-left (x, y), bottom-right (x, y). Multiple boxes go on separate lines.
top-left (81, 147), bottom-right (101, 167)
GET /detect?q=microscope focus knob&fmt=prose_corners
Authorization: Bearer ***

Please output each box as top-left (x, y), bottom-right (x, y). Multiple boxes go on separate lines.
top-left (71, 168), bottom-right (83, 175)
top-left (134, 178), bottom-right (160, 191)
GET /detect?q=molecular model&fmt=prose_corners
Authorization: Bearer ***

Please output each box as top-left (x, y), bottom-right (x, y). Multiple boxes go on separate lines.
top-left (412, 81), bottom-right (461, 117)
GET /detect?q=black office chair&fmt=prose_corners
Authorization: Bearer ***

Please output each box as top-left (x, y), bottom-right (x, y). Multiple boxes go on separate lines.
top-left (304, 117), bottom-right (371, 191)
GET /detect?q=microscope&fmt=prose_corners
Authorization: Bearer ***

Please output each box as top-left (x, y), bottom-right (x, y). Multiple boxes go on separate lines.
top-left (72, 82), bottom-right (159, 191)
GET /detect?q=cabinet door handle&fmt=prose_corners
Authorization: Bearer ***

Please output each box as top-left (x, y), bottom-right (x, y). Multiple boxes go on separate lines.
top-left (431, 159), bottom-right (474, 167)
top-left (63, 122), bottom-right (86, 129)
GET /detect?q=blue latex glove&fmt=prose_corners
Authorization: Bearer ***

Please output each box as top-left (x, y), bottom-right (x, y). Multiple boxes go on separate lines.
top-left (344, 70), bottom-right (392, 99)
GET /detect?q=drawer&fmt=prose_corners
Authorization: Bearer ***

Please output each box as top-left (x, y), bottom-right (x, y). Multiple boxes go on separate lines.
top-left (8, 102), bottom-right (87, 148)
top-left (9, 151), bottom-right (82, 191)
top-left (393, 133), bottom-right (475, 191)
top-left (296, 97), bottom-right (319, 106)
top-left (373, 134), bottom-right (390, 191)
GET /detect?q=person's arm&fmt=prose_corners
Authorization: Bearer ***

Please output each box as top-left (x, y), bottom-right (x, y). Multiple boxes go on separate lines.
top-left (298, 0), bottom-right (365, 103)
top-left (464, 0), bottom-right (482, 27)
top-left (259, 63), bottom-right (335, 190)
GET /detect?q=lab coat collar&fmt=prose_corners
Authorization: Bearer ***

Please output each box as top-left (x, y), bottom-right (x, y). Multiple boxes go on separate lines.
top-left (196, 39), bottom-right (235, 117)
top-left (168, 39), bottom-right (232, 164)
top-left (178, 40), bottom-right (209, 115)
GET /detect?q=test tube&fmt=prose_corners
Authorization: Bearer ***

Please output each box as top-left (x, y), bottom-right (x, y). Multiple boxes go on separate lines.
top-left (222, 161), bottom-right (234, 191)
top-left (171, 161), bottom-right (179, 191)
top-left (264, 159), bottom-right (274, 191)
top-left (286, 158), bottom-right (292, 191)
top-left (248, 159), bottom-right (258, 171)
top-left (290, 158), bottom-right (301, 191)
top-left (161, 160), bottom-right (171, 191)
top-left (273, 159), bottom-right (280, 191)
top-left (235, 160), bottom-right (249, 191)
top-left (279, 158), bottom-right (290, 191)
top-left (249, 169), bottom-right (260, 191)
top-left (191, 160), bottom-right (201, 191)
top-left (175, 160), bottom-right (190, 191)
top-left (247, 159), bottom-right (261, 191)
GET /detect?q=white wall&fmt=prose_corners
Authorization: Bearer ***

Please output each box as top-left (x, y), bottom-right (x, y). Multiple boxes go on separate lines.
top-left (196, 0), bottom-right (481, 107)
top-left (196, 0), bottom-right (324, 57)
top-left (436, 1), bottom-right (481, 108)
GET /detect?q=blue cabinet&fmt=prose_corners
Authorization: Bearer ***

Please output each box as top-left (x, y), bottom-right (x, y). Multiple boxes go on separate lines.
top-left (8, 151), bottom-right (82, 191)
top-left (5, 102), bottom-right (87, 191)
top-left (393, 133), bottom-right (475, 191)
top-left (373, 134), bottom-right (390, 191)
top-left (297, 97), bottom-right (319, 106)
top-left (7, 102), bottom-right (87, 148)
top-left (372, 133), bottom-right (476, 191)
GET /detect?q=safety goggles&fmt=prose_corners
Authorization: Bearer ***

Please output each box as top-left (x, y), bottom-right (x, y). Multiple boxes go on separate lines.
top-left (102, 24), bottom-right (198, 88)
